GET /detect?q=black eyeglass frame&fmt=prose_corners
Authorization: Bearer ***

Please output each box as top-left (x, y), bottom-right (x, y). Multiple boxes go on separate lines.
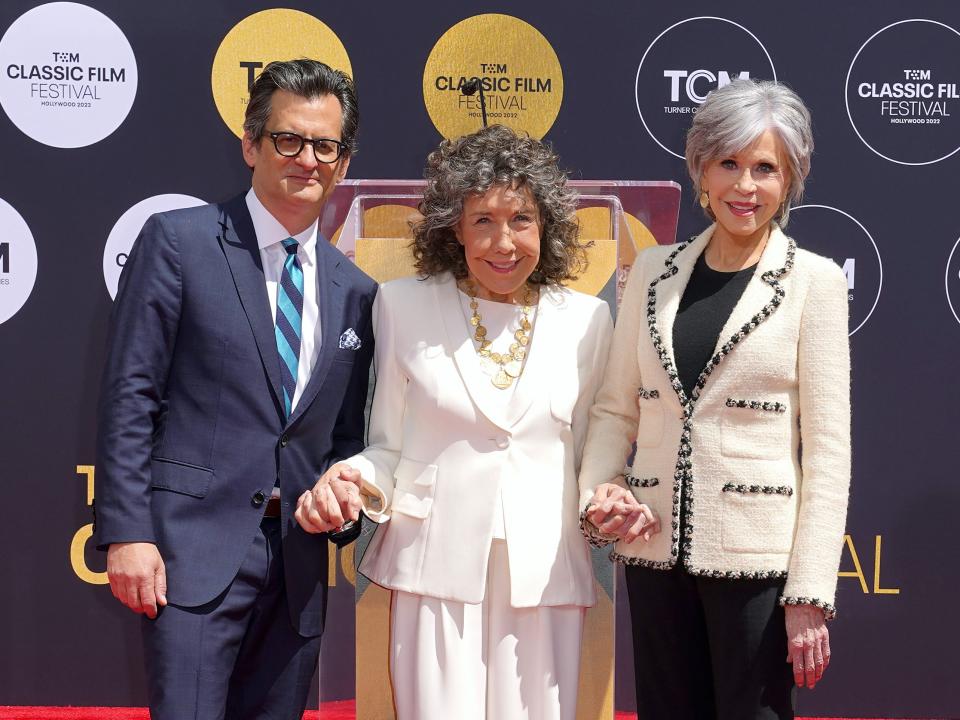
top-left (264, 131), bottom-right (348, 163)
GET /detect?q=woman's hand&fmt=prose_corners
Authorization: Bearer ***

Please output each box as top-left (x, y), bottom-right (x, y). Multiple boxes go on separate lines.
top-left (586, 481), bottom-right (661, 543)
top-left (295, 462), bottom-right (362, 533)
top-left (785, 604), bottom-right (830, 689)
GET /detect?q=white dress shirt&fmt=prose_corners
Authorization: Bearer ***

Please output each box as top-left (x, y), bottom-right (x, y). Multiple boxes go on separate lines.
top-left (245, 188), bottom-right (322, 412)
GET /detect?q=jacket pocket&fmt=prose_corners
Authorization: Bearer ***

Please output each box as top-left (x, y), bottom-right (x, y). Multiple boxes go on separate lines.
top-left (635, 389), bottom-right (664, 448)
top-left (720, 398), bottom-right (790, 460)
top-left (721, 487), bottom-right (795, 554)
top-left (150, 457), bottom-right (214, 498)
top-left (390, 457), bottom-right (438, 519)
top-left (333, 347), bottom-right (357, 364)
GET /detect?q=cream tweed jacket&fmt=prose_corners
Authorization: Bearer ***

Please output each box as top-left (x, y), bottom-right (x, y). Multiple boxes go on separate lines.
top-left (578, 224), bottom-right (851, 618)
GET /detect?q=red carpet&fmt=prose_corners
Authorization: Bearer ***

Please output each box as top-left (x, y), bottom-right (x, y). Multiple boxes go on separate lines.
top-left (0, 708), bottom-right (917, 720)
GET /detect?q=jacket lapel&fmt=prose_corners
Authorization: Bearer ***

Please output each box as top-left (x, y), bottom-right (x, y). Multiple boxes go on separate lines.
top-left (645, 229), bottom-right (711, 407)
top-left (287, 238), bottom-right (344, 426)
top-left (691, 224), bottom-right (795, 401)
top-left (217, 196), bottom-right (283, 415)
top-left (436, 275), bottom-right (513, 431)
top-left (502, 284), bottom-right (557, 427)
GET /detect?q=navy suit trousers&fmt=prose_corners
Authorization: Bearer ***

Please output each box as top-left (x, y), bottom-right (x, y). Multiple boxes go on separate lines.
top-left (142, 518), bottom-right (321, 720)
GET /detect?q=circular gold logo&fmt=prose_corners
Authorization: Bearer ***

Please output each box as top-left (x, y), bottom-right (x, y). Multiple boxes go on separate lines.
top-left (211, 8), bottom-right (352, 138)
top-left (423, 14), bottom-right (563, 140)
top-left (572, 208), bottom-right (657, 296)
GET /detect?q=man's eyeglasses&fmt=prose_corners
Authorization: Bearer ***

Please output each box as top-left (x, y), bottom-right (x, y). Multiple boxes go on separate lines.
top-left (265, 131), bottom-right (347, 163)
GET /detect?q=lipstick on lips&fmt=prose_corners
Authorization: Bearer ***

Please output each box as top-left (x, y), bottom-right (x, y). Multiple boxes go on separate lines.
top-left (726, 201), bottom-right (760, 217)
top-left (485, 259), bottom-right (519, 274)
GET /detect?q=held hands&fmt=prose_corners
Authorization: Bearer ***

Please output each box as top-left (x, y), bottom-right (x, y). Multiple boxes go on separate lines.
top-left (785, 604), bottom-right (831, 689)
top-left (295, 462), bottom-right (363, 534)
top-left (106, 542), bottom-right (167, 619)
top-left (586, 481), bottom-right (661, 543)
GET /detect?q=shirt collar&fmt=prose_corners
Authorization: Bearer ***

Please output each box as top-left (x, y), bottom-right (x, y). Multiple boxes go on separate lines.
top-left (245, 187), bottom-right (317, 265)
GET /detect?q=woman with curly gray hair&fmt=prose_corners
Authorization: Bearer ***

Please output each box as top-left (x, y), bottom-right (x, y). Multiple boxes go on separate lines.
top-left (299, 124), bottom-right (613, 719)
top-left (580, 79), bottom-right (850, 719)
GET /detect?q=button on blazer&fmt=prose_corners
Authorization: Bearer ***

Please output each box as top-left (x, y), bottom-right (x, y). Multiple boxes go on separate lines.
top-left (348, 274), bottom-right (613, 608)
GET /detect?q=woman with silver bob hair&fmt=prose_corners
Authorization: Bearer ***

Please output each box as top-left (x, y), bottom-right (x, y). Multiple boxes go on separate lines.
top-left (309, 124), bottom-right (613, 719)
top-left (580, 79), bottom-right (850, 719)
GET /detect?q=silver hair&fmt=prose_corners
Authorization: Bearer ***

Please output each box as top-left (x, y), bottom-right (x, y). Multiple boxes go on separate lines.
top-left (686, 79), bottom-right (813, 228)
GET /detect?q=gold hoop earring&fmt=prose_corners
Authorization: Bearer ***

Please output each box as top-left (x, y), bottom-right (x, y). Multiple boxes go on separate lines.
top-left (699, 191), bottom-right (710, 209)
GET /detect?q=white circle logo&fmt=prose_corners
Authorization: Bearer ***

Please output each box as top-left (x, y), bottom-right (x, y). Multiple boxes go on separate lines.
top-left (0, 2), bottom-right (138, 148)
top-left (945, 235), bottom-right (960, 327)
top-left (635, 17), bottom-right (776, 158)
top-left (845, 19), bottom-right (960, 166)
top-left (103, 194), bottom-right (206, 299)
top-left (788, 205), bottom-right (882, 336)
top-left (0, 197), bottom-right (38, 325)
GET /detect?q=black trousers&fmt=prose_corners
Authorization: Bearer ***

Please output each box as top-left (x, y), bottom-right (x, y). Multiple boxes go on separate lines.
top-left (142, 518), bottom-right (322, 720)
top-left (625, 563), bottom-right (795, 720)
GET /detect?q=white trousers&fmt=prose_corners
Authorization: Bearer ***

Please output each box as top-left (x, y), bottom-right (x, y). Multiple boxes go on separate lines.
top-left (389, 540), bottom-right (585, 720)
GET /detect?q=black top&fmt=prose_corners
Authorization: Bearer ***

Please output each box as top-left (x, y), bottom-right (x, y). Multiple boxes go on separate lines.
top-left (672, 251), bottom-right (756, 564)
top-left (673, 251), bottom-right (757, 400)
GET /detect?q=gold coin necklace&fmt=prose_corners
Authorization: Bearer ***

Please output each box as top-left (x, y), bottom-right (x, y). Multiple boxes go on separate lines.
top-left (460, 280), bottom-right (538, 390)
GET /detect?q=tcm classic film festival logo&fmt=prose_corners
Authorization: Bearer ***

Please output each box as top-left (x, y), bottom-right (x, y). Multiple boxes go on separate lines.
top-left (0, 198), bottom-right (38, 326)
top-left (846, 19), bottom-right (960, 165)
top-left (635, 17), bottom-right (776, 158)
top-left (788, 206), bottom-right (882, 336)
top-left (211, 8), bottom-right (351, 138)
top-left (423, 14), bottom-right (563, 140)
top-left (0, 2), bottom-right (137, 147)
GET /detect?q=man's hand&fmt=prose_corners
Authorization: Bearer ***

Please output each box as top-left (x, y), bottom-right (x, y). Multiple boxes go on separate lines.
top-left (329, 466), bottom-right (363, 524)
top-left (295, 462), bottom-right (361, 534)
top-left (106, 542), bottom-right (167, 619)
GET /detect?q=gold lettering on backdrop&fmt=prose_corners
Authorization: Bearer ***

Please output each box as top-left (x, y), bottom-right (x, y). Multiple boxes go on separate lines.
top-left (210, 9), bottom-right (352, 138)
top-left (71, 465), bottom-right (107, 585)
top-left (327, 540), bottom-right (358, 587)
top-left (872, 535), bottom-right (900, 595)
top-left (78, 464), bottom-right (95, 503)
top-left (838, 534), bottom-right (869, 592)
top-left (328, 540), bottom-right (338, 586)
top-left (838, 534), bottom-right (900, 595)
top-left (340, 542), bottom-right (356, 586)
top-left (422, 14), bottom-right (563, 140)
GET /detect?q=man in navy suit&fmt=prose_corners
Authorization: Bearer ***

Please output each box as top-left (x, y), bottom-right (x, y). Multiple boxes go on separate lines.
top-left (93, 59), bottom-right (375, 720)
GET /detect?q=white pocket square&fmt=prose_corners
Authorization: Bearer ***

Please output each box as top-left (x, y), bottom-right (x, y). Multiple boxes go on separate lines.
top-left (339, 328), bottom-right (362, 350)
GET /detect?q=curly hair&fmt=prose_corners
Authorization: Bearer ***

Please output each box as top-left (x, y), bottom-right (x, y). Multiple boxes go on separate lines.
top-left (412, 125), bottom-right (587, 285)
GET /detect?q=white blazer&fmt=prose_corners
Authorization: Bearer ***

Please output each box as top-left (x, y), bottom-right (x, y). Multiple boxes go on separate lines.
top-left (345, 273), bottom-right (612, 608)
top-left (579, 225), bottom-right (850, 618)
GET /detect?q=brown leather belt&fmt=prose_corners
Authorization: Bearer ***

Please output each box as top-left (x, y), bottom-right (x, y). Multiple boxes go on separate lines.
top-left (263, 496), bottom-right (282, 518)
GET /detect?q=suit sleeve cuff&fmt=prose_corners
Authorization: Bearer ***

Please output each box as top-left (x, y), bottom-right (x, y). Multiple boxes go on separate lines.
top-left (360, 482), bottom-right (389, 524)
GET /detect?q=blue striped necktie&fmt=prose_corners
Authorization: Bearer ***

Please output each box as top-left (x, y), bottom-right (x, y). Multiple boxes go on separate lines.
top-left (275, 238), bottom-right (304, 419)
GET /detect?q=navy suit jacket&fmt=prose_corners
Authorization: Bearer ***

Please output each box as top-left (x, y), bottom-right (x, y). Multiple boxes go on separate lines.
top-left (93, 193), bottom-right (376, 637)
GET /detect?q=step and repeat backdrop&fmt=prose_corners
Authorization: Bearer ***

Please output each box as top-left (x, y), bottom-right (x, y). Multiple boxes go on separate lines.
top-left (1, 0), bottom-right (958, 717)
